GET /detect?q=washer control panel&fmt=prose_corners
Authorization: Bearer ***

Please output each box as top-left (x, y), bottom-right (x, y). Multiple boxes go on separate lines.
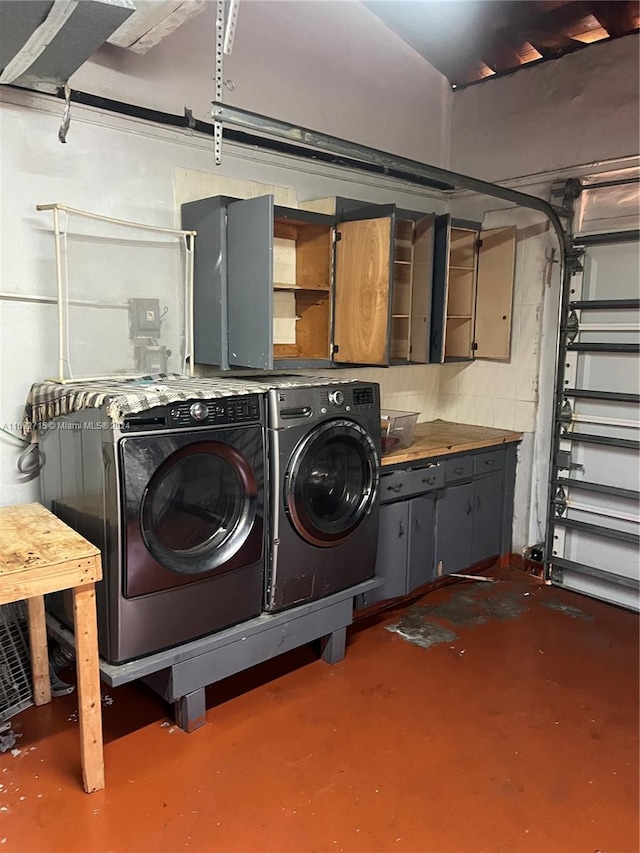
top-left (169, 395), bottom-right (261, 427)
top-left (122, 395), bottom-right (261, 431)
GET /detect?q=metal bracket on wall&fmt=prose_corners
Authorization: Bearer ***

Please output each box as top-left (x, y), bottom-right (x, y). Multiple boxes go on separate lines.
top-left (213, 0), bottom-right (240, 165)
top-left (549, 564), bottom-right (563, 584)
top-left (213, 0), bottom-right (225, 165)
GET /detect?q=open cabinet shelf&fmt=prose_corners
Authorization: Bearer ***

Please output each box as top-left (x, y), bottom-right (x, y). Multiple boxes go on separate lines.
top-left (431, 216), bottom-right (517, 364)
top-left (389, 216), bottom-right (436, 364)
top-left (272, 215), bottom-right (333, 361)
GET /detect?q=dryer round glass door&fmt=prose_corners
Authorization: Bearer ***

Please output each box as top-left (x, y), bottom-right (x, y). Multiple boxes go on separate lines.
top-left (141, 441), bottom-right (258, 573)
top-left (284, 420), bottom-right (379, 547)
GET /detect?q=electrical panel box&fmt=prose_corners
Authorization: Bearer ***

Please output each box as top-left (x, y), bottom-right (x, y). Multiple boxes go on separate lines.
top-left (129, 298), bottom-right (162, 337)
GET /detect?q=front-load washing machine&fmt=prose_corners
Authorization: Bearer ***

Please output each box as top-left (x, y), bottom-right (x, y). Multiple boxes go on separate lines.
top-left (40, 389), bottom-right (266, 663)
top-left (260, 379), bottom-right (381, 611)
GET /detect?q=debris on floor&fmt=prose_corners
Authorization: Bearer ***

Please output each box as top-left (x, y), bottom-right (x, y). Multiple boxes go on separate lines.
top-left (0, 726), bottom-right (16, 754)
top-left (386, 574), bottom-right (592, 650)
top-left (386, 611), bottom-right (458, 649)
top-left (541, 600), bottom-right (593, 620)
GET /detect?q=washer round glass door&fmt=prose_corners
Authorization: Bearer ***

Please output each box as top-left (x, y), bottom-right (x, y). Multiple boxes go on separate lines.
top-left (284, 420), bottom-right (379, 547)
top-left (141, 441), bottom-right (257, 574)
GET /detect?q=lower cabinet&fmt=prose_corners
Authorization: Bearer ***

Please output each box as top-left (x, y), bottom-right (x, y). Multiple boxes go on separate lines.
top-left (371, 494), bottom-right (436, 603)
top-left (435, 474), bottom-right (505, 576)
top-left (367, 443), bottom-right (517, 606)
top-left (433, 482), bottom-right (474, 576)
top-left (407, 494), bottom-right (437, 591)
top-left (470, 472), bottom-right (504, 565)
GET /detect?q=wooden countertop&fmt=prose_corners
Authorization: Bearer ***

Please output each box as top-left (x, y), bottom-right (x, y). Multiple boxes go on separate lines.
top-left (381, 420), bottom-right (523, 467)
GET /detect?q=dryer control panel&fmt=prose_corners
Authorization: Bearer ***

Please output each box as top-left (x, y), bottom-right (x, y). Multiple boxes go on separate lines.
top-left (268, 383), bottom-right (380, 430)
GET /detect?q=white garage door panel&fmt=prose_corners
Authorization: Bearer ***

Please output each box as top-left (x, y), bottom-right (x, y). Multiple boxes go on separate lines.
top-left (566, 530), bottom-right (638, 581)
top-left (576, 352), bottom-right (640, 396)
top-left (559, 569), bottom-right (639, 612)
top-left (567, 443), bottom-right (639, 492)
top-left (582, 243), bottom-right (640, 298)
top-left (549, 188), bottom-right (639, 610)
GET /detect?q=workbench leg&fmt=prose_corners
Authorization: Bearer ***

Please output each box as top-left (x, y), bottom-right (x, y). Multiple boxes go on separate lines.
top-left (72, 583), bottom-right (105, 793)
top-left (26, 595), bottom-right (51, 706)
top-left (173, 688), bottom-right (207, 733)
top-left (320, 627), bottom-right (347, 665)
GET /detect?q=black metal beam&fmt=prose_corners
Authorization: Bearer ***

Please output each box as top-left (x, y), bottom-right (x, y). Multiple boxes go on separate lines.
top-left (550, 557), bottom-right (640, 591)
top-left (212, 103), bottom-right (569, 253)
top-left (566, 342), bottom-right (640, 353)
top-left (555, 478), bottom-right (640, 501)
top-left (563, 388), bottom-right (640, 404)
top-left (552, 517), bottom-right (640, 546)
top-left (575, 230), bottom-right (640, 246)
top-left (569, 299), bottom-right (640, 310)
top-left (558, 432), bottom-right (640, 450)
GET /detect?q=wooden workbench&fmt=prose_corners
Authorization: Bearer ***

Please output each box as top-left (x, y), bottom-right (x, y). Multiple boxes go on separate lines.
top-left (382, 419), bottom-right (523, 466)
top-left (0, 503), bottom-right (104, 793)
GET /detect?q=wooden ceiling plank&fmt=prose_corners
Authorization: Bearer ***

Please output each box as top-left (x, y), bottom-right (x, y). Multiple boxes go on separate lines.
top-left (588, 0), bottom-right (640, 38)
top-left (483, 36), bottom-right (528, 72)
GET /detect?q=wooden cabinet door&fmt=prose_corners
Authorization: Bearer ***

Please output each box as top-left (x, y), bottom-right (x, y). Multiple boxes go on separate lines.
top-left (429, 214), bottom-right (451, 363)
top-left (227, 195), bottom-right (274, 370)
top-left (474, 226), bottom-right (517, 359)
top-left (370, 501), bottom-right (409, 602)
top-left (471, 472), bottom-right (504, 564)
top-left (434, 481), bottom-right (473, 576)
top-left (407, 494), bottom-right (436, 591)
top-left (333, 216), bottom-right (394, 365)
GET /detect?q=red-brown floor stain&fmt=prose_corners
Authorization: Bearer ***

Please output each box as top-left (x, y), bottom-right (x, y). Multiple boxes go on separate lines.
top-left (1, 570), bottom-right (638, 853)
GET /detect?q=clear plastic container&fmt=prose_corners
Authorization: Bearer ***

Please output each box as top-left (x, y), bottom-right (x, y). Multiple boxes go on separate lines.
top-left (380, 409), bottom-right (419, 456)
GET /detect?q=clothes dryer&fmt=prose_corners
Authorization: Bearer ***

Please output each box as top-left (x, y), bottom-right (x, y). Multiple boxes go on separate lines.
top-left (260, 379), bottom-right (381, 611)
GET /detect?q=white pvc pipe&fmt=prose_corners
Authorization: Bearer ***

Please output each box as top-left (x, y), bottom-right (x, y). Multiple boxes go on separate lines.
top-left (36, 203), bottom-right (197, 238)
top-left (0, 292), bottom-right (128, 309)
top-left (183, 234), bottom-right (196, 377)
top-left (52, 207), bottom-right (65, 383)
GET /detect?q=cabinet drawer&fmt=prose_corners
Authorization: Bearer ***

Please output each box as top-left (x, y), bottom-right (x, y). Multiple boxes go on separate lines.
top-left (443, 456), bottom-right (473, 484)
top-left (380, 464), bottom-right (444, 503)
top-left (474, 448), bottom-right (505, 476)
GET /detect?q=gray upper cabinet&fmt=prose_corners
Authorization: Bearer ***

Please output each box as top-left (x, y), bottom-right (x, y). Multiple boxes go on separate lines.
top-left (227, 195), bottom-right (274, 370)
top-left (181, 196), bottom-right (232, 370)
top-left (184, 194), bottom-right (402, 370)
top-left (430, 217), bottom-right (517, 363)
top-left (183, 192), bottom-right (513, 371)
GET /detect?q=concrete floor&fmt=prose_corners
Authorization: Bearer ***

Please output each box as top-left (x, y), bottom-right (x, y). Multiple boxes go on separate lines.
top-left (2, 569), bottom-right (638, 852)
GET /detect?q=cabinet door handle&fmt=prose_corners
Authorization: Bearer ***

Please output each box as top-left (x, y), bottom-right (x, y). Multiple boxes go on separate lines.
top-left (476, 494), bottom-right (481, 511)
top-left (388, 483), bottom-right (404, 493)
top-left (398, 521), bottom-right (405, 538)
top-left (484, 459), bottom-right (496, 467)
top-left (422, 475), bottom-right (436, 485)
top-left (414, 515), bottom-right (421, 533)
top-left (454, 466), bottom-right (464, 475)
top-left (466, 500), bottom-right (472, 515)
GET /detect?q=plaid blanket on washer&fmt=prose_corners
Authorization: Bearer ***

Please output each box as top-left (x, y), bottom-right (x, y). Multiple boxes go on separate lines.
top-left (24, 372), bottom-right (356, 435)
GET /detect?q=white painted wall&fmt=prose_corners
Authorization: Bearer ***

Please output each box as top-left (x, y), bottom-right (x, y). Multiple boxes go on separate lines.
top-left (0, 89), bottom-right (446, 508)
top-left (72, 0), bottom-right (451, 165)
top-left (450, 34), bottom-right (640, 183)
